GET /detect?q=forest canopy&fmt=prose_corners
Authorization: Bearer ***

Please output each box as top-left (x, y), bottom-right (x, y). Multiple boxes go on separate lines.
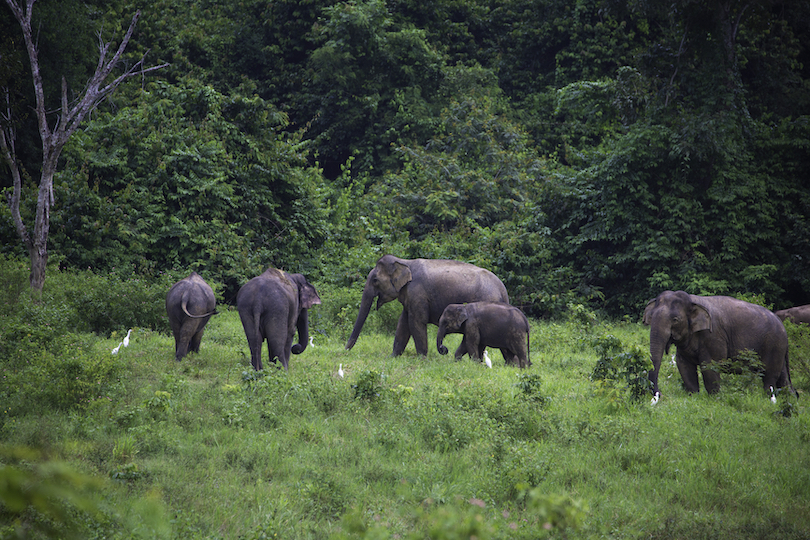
top-left (2, 0), bottom-right (809, 316)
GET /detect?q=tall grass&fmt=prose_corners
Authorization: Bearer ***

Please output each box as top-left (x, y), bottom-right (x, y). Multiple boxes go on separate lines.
top-left (1, 261), bottom-right (809, 539)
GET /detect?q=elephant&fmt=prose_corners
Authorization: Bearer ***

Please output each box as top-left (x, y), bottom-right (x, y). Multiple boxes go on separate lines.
top-left (237, 268), bottom-right (321, 370)
top-left (166, 272), bottom-right (219, 361)
top-left (643, 290), bottom-right (795, 400)
top-left (437, 302), bottom-right (531, 368)
top-left (775, 304), bottom-right (810, 325)
top-left (345, 255), bottom-right (509, 357)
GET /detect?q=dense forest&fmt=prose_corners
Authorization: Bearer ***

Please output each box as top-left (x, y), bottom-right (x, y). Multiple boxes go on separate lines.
top-left (2, 0), bottom-right (810, 318)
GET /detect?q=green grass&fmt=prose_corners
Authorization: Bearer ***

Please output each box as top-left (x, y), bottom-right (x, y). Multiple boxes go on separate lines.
top-left (2, 301), bottom-right (810, 539)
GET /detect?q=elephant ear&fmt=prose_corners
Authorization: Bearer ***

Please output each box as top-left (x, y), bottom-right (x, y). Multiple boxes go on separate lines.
top-left (390, 261), bottom-right (413, 292)
top-left (689, 303), bottom-right (712, 332)
top-left (642, 298), bottom-right (658, 326)
top-left (300, 283), bottom-right (322, 309)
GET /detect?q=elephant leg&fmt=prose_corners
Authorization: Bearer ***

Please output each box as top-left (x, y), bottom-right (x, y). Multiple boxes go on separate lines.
top-left (251, 340), bottom-right (264, 371)
top-left (501, 348), bottom-right (517, 366)
top-left (465, 328), bottom-right (482, 361)
top-left (676, 357), bottom-right (700, 393)
top-left (701, 367), bottom-right (721, 394)
top-left (454, 336), bottom-right (469, 361)
top-left (392, 310), bottom-right (411, 356)
top-left (409, 316), bottom-right (429, 357)
top-left (189, 326), bottom-right (204, 354)
top-left (173, 330), bottom-right (188, 361)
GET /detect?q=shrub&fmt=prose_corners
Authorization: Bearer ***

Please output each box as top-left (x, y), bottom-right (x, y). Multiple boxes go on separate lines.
top-left (591, 334), bottom-right (652, 402)
top-left (352, 370), bottom-right (384, 401)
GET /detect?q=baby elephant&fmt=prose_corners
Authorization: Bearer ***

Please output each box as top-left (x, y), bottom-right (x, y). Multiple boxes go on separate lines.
top-left (437, 302), bottom-right (531, 368)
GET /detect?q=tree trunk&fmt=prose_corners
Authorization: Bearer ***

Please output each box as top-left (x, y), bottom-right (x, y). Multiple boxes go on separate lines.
top-left (1, 0), bottom-right (166, 292)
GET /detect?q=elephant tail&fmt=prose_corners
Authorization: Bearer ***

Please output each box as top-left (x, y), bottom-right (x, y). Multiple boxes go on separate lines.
top-left (181, 288), bottom-right (219, 319)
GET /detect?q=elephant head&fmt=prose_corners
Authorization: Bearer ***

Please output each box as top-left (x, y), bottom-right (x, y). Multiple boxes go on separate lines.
top-left (346, 255), bottom-right (412, 350)
top-left (437, 304), bottom-right (466, 355)
top-left (287, 272), bottom-right (322, 355)
top-left (643, 290), bottom-right (711, 394)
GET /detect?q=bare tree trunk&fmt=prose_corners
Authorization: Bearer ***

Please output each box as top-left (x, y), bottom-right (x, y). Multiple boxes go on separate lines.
top-left (1, 0), bottom-right (167, 292)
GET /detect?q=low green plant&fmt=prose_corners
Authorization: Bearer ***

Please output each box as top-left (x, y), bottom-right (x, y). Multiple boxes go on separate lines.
top-left (352, 370), bottom-right (384, 401)
top-left (591, 334), bottom-right (652, 402)
top-left (514, 373), bottom-right (548, 405)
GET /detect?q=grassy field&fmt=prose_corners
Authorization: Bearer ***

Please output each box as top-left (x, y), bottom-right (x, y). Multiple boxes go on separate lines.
top-left (2, 298), bottom-right (810, 539)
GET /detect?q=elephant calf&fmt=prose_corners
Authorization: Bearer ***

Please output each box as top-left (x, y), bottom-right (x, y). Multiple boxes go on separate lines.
top-left (437, 301), bottom-right (531, 368)
top-left (166, 272), bottom-right (219, 361)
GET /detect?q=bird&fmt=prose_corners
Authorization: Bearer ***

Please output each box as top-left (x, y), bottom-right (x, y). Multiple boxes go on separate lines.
top-left (651, 391), bottom-right (660, 405)
top-left (111, 342), bottom-right (122, 355)
top-left (123, 329), bottom-right (133, 347)
top-left (483, 350), bottom-right (492, 369)
top-left (770, 386), bottom-right (777, 404)
top-left (338, 364), bottom-right (345, 378)
top-left (309, 336), bottom-right (315, 347)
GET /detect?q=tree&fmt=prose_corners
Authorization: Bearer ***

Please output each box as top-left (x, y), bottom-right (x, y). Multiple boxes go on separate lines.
top-left (0, 0), bottom-right (166, 291)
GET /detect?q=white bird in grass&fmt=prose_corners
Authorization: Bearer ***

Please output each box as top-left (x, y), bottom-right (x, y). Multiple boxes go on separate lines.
top-left (483, 350), bottom-right (492, 369)
top-left (651, 391), bottom-right (660, 405)
top-left (338, 364), bottom-right (345, 378)
top-left (309, 336), bottom-right (315, 348)
top-left (770, 386), bottom-right (777, 404)
top-left (111, 342), bottom-right (122, 355)
top-left (123, 329), bottom-right (133, 347)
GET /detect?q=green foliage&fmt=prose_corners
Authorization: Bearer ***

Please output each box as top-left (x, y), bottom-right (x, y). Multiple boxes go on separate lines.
top-left (352, 370), bottom-right (385, 401)
top-left (514, 373), bottom-right (547, 405)
top-left (51, 79), bottom-right (328, 298)
top-left (591, 334), bottom-right (653, 403)
top-left (0, 446), bottom-right (104, 539)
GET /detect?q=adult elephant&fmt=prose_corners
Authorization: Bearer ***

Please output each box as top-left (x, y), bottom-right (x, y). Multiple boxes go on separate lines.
top-left (775, 304), bottom-right (810, 325)
top-left (345, 255), bottom-right (509, 357)
top-left (166, 272), bottom-right (219, 361)
top-left (643, 290), bottom-right (795, 401)
top-left (237, 268), bottom-right (321, 371)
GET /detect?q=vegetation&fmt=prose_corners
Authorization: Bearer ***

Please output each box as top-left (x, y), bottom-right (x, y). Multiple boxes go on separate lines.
top-left (1, 0), bottom-right (809, 312)
top-left (2, 260), bottom-right (810, 539)
top-left (2, 1), bottom-right (810, 536)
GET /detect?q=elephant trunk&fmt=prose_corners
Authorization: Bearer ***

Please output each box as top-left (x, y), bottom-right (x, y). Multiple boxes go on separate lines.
top-left (437, 323), bottom-right (449, 355)
top-left (292, 308), bottom-right (310, 355)
top-left (648, 319), bottom-right (671, 395)
top-left (346, 285), bottom-right (375, 350)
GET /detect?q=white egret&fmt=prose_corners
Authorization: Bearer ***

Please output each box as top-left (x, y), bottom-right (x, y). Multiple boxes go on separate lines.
top-left (338, 364), bottom-right (345, 378)
top-left (123, 329), bottom-right (133, 347)
top-left (309, 336), bottom-right (315, 347)
top-left (111, 342), bottom-right (122, 355)
top-left (770, 386), bottom-right (777, 404)
top-left (651, 391), bottom-right (660, 405)
top-left (483, 350), bottom-right (492, 369)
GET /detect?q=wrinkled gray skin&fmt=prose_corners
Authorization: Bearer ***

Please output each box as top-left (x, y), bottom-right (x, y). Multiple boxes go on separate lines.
top-left (237, 268), bottom-right (321, 371)
top-left (166, 272), bottom-right (218, 361)
top-left (775, 304), bottom-right (810, 325)
top-left (437, 302), bottom-right (531, 368)
top-left (643, 290), bottom-right (794, 398)
top-left (346, 255), bottom-right (509, 357)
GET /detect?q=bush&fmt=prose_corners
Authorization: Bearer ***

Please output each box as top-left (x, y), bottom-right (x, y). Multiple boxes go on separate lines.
top-left (591, 334), bottom-right (652, 403)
